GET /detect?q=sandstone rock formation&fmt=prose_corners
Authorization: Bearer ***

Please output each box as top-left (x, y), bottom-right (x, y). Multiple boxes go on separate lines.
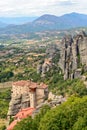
top-left (59, 31), bottom-right (87, 80)
top-left (79, 31), bottom-right (87, 66)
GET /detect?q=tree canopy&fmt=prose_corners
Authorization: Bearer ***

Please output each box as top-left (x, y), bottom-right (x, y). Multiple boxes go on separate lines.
top-left (13, 96), bottom-right (87, 130)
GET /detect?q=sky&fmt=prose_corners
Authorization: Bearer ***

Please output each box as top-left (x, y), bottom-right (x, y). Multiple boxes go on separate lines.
top-left (0, 0), bottom-right (87, 17)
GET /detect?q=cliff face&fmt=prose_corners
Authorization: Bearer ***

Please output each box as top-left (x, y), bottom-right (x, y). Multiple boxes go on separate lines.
top-left (37, 31), bottom-right (87, 80)
top-left (59, 31), bottom-right (87, 80)
top-left (79, 32), bottom-right (87, 68)
top-left (7, 94), bottom-right (30, 117)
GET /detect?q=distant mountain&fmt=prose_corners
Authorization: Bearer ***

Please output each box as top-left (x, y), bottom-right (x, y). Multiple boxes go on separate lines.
top-left (0, 12), bottom-right (87, 34)
top-left (33, 14), bottom-right (58, 24)
top-left (33, 12), bottom-right (87, 29)
top-left (59, 12), bottom-right (87, 27)
top-left (0, 21), bottom-right (8, 28)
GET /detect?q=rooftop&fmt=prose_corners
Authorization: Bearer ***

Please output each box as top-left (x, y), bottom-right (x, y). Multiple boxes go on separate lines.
top-left (7, 107), bottom-right (35, 130)
top-left (12, 80), bottom-right (29, 87)
top-left (39, 82), bottom-right (48, 89)
top-left (7, 120), bottom-right (18, 130)
top-left (12, 80), bottom-right (48, 89)
top-left (15, 107), bottom-right (35, 119)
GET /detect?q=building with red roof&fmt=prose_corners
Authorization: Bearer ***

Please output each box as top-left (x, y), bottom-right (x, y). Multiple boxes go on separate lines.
top-left (7, 80), bottom-right (48, 122)
top-left (7, 107), bottom-right (35, 130)
top-left (15, 107), bottom-right (35, 119)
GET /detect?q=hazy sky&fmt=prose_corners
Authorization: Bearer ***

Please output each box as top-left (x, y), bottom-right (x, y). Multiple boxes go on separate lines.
top-left (0, 0), bottom-right (87, 17)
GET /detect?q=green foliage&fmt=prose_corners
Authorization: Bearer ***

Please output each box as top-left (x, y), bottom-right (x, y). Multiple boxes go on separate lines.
top-left (54, 78), bottom-right (87, 97)
top-left (38, 96), bottom-right (87, 130)
top-left (28, 69), bottom-right (41, 82)
top-left (13, 105), bottom-right (50, 130)
top-left (77, 54), bottom-right (81, 68)
top-left (44, 66), bottom-right (87, 97)
top-left (33, 105), bottom-right (51, 130)
top-left (0, 70), bottom-right (14, 82)
top-left (13, 97), bottom-right (87, 130)
top-left (13, 117), bottom-right (35, 130)
top-left (9, 117), bottom-right (14, 124)
top-left (0, 125), bottom-right (6, 130)
top-left (0, 89), bottom-right (11, 118)
top-left (72, 116), bottom-right (87, 130)
top-left (52, 53), bottom-right (60, 64)
top-left (14, 73), bottom-right (24, 80)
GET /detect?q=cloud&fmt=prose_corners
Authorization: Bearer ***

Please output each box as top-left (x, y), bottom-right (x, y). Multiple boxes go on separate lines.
top-left (58, 0), bottom-right (76, 6)
top-left (0, 0), bottom-right (86, 17)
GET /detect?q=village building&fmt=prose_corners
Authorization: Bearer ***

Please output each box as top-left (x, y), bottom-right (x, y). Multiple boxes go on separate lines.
top-left (7, 107), bottom-right (35, 130)
top-left (7, 80), bottom-right (48, 118)
top-left (7, 80), bottom-right (48, 130)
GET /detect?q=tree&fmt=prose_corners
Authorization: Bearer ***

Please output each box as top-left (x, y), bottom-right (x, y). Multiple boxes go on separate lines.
top-left (13, 105), bottom-right (50, 130)
top-left (38, 96), bottom-right (87, 130)
top-left (13, 117), bottom-right (34, 130)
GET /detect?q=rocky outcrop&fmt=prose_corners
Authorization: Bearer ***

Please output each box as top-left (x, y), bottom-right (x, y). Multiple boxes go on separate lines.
top-left (7, 94), bottom-right (30, 118)
top-left (37, 31), bottom-right (87, 80)
top-left (59, 31), bottom-right (87, 80)
top-left (37, 44), bottom-right (59, 76)
top-left (79, 31), bottom-right (87, 66)
top-left (48, 92), bottom-right (66, 106)
top-left (41, 59), bottom-right (53, 77)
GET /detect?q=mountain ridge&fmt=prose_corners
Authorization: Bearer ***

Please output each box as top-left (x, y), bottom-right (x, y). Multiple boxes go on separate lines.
top-left (0, 12), bottom-right (87, 34)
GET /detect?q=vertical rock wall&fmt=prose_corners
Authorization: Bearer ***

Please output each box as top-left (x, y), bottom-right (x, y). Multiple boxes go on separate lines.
top-left (59, 31), bottom-right (87, 80)
top-left (79, 35), bottom-right (87, 66)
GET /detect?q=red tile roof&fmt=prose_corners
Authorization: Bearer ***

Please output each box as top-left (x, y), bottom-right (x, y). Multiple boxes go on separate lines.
top-left (15, 107), bottom-right (35, 119)
top-left (29, 82), bottom-right (37, 89)
top-left (39, 83), bottom-right (48, 89)
top-left (12, 80), bottom-right (29, 87)
top-left (12, 80), bottom-right (48, 89)
top-left (7, 120), bottom-right (18, 130)
top-left (7, 107), bottom-right (35, 130)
